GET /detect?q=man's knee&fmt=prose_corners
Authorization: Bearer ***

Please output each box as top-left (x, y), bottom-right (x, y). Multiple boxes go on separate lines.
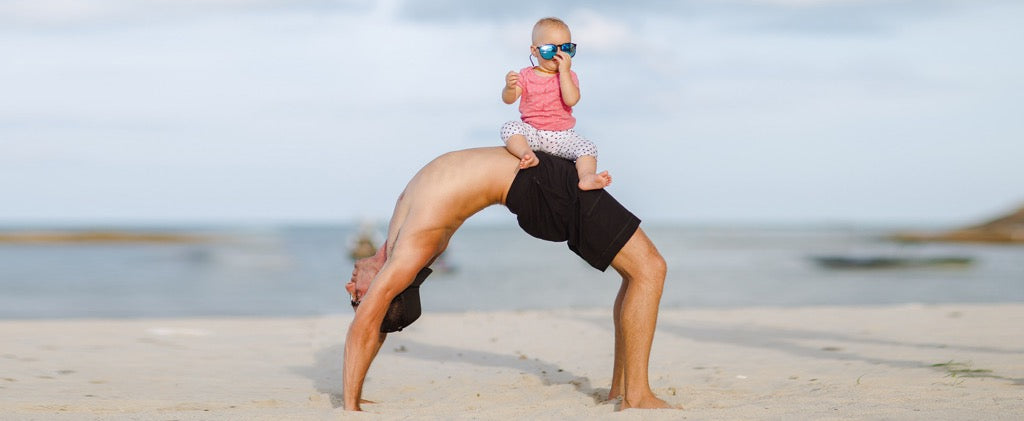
top-left (635, 254), bottom-right (666, 290)
top-left (614, 230), bottom-right (667, 288)
top-left (648, 254), bottom-right (667, 282)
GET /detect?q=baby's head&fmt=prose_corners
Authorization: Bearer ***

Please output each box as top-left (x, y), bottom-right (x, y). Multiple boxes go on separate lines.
top-left (532, 17), bottom-right (571, 46)
top-left (530, 17), bottom-right (574, 70)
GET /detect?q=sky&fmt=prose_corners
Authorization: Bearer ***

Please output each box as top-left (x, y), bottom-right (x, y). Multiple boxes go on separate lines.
top-left (1, 0), bottom-right (1021, 227)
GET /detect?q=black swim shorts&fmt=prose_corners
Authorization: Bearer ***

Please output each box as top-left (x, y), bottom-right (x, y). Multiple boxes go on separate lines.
top-left (505, 151), bottom-right (641, 271)
top-left (380, 267), bottom-right (432, 333)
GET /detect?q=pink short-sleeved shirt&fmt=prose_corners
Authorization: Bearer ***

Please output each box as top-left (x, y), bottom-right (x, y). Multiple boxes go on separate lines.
top-left (517, 66), bottom-right (579, 131)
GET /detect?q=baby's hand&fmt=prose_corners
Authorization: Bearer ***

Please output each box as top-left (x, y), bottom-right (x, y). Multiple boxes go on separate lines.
top-left (519, 151), bottom-right (539, 169)
top-left (505, 71), bottom-right (520, 89)
top-left (553, 51), bottom-right (572, 73)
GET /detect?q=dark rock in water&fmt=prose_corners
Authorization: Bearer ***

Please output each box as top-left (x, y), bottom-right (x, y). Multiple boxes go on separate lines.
top-left (0, 230), bottom-right (208, 244)
top-left (811, 255), bottom-right (973, 269)
top-left (892, 204), bottom-right (1024, 244)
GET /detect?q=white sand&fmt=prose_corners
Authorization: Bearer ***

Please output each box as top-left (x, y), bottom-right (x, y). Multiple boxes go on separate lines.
top-left (2, 304), bottom-right (1022, 420)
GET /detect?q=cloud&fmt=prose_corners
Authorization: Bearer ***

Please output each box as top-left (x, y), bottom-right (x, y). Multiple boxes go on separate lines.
top-left (394, 0), bottom-right (968, 36)
top-left (0, 0), bottom-right (370, 28)
top-left (2, 0), bottom-right (968, 36)
top-left (396, 0), bottom-right (643, 22)
top-left (2, 0), bottom-right (1020, 223)
top-left (734, 0), bottom-right (958, 35)
top-left (571, 9), bottom-right (634, 53)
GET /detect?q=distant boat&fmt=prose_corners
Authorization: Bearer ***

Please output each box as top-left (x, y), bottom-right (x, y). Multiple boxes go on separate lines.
top-left (349, 233), bottom-right (377, 261)
top-left (811, 255), bottom-right (973, 269)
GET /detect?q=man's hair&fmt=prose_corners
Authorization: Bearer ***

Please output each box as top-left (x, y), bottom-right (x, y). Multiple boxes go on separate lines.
top-left (532, 17), bottom-right (570, 44)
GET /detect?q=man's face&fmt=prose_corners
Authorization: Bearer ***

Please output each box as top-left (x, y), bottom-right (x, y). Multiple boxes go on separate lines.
top-left (346, 256), bottom-right (383, 304)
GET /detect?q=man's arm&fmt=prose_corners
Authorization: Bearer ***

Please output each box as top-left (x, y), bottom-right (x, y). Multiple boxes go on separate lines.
top-left (344, 284), bottom-right (391, 411)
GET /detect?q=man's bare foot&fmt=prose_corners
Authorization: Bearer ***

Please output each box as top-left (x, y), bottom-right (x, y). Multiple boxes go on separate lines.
top-left (607, 389), bottom-right (622, 401)
top-left (621, 395), bottom-right (676, 410)
top-left (578, 171), bottom-right (611, 190)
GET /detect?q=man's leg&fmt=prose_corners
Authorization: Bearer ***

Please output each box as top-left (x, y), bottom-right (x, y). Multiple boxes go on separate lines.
top-left (608, 276), bottom-right (627, 400)
top-left (608, 227), bottom-right (672, 409)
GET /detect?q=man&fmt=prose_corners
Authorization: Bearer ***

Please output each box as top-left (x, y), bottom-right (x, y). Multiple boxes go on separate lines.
top-left (343, 147), bottom-right (670, 411)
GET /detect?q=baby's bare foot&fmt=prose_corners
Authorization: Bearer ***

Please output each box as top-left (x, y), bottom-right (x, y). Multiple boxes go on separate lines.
top-left (578, 171), bottom-right (611, 191)
top-left (520, 155), bottom-right (539, 169)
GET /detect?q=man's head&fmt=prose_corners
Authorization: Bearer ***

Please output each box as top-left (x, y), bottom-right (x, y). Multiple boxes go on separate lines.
top-left (379, 267), bottom-right (432, 333)
top-left (346, 254), bottom-right (384, 304)
top-left (348, 256), bottom-right (433, 333)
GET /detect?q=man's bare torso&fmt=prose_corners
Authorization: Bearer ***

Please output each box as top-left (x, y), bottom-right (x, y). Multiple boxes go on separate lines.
top-left (383, 147), bottom-right (520, 262)
top-left (347, 147), bottom-right (520, 303)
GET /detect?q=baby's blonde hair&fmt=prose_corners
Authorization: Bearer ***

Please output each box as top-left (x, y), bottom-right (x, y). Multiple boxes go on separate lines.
top-left (532, 17), bottom-right (571, 44)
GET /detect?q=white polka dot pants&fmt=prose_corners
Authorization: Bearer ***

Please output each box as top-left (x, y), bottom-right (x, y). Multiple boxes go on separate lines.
top-left (500, 120), bottom-right (598, 160)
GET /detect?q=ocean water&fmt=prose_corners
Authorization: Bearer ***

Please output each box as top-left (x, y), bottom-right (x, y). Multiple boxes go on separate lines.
top-left (1, 225), bottom-right (1022, 319)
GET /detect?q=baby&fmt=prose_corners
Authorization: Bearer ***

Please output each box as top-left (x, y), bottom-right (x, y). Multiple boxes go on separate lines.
top-left (500, 17), bottom-right (611, 191)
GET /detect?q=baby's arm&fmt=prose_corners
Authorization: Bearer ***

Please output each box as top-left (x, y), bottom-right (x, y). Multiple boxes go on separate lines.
top-left (500, 71), bottom-right (536, 168)
top-left (502, 71), bottom-right (522, 104)
top-left (554, 51), bottom-right (579, 106)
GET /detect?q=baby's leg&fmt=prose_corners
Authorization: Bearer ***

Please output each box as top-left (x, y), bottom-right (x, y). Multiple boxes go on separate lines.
top-left (558, 130), bottom-right (609, 190)
top-left (500, 121), bottom-right (539, 168)
top-left (506, 135), bottom-right (538, 169)
top-left (576, 155), bottom-right (611, 190)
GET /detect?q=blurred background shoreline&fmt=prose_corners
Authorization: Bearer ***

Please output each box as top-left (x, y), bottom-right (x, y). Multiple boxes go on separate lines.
top-left (2, 218), bottom-right (1021, 320)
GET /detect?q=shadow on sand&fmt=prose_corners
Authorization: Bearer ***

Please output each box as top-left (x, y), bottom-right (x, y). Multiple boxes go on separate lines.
top-left (572, 312), bottom-right (1024, 386)
top-left (291, 339), bottom-right (614, 409)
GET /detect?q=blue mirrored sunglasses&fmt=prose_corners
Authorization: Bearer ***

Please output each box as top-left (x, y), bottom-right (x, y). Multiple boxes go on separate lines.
top-left (536, 43), bottom-right (577, 60)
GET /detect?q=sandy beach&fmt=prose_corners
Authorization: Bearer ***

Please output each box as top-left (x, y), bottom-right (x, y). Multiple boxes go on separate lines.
top-left (2, 304), bottom-right (1022, 420)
